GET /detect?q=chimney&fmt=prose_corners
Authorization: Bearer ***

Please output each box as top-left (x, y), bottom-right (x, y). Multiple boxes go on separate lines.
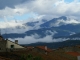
top-left (0, 36), bottom-right (3, 41)
top-left (15, 40), bottom-right (18, 44)
top-left (45, 46), bottom-right (47, 50)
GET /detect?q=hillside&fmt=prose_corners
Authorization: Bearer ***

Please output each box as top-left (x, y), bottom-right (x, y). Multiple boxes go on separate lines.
top-left (22, 40), bottom-right (80, 49)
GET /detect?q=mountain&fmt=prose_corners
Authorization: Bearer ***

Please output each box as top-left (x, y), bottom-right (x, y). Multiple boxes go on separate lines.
top-left (2, 23), bottom-right (80, 39)
top-left (22, 40), bottom-right (80, 49)
top-left (40, 16), bottom-right (67, 28)
top-left (25, 19), bottom-right (47, 27)
top-left (25, 21), bottom-right (39, 27)
top-left (1, 16), bottom-right (80, 44)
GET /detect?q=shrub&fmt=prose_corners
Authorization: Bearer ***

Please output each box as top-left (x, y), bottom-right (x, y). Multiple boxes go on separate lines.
top-left (33, 56), bottom-right (43, 60)
top-left (20, 54), bottom-right (43, 60)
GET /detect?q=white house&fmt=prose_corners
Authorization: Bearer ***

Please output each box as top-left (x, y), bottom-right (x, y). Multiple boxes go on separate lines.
top-left (77, 56), bottom-right (80, 60)
top-left (0, 35), bottom-right (25, 52)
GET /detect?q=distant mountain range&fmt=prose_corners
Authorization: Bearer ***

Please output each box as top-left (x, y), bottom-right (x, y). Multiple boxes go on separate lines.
top-left (2, 24), bottom-right (80, 39)
top-left (1, 16), bottom-right (80, 46)
top-left (2, 16), bottom-right (80, 38)
top-left (40, 16), bottom-right (67, 28)
top-left (22, 40), bottom-right (80, 49)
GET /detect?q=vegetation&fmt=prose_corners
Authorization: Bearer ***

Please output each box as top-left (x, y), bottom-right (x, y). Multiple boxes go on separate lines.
top-left (0, 45), bottom-right (79, 60)
top-left (20, 54), bottom-right (43, 60)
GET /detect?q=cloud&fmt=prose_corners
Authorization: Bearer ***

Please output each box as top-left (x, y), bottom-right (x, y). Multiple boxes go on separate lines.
top-left (9, 34), bottom-right (69, 44)
top-left (0, 20), bottom-right (23, 28)
top-left (0, 0), bottom-right (80, 19)
top-left (8, 35), bottom-right (54, 44)
top-left (1, 0), bottom-right (80, 44)
top-left (0, 0), bottom-right (80, 20)
top-left (9, 35), bottom-right (53, 44)
top-left (8, 31), bottom-right (58, 44)
top-left (0, 15), bottom-right (80, 34)
top-left (0, 12), bottom-right (48, 34)
top-left (0, 0), bottom-right (33, 9)
top-left (0, 7), bottom-right (29, 18)
top-left (0, 20), bottom-right (34, 34)
top-left (53, 0), bottom-right (80, 17)
top-left (0, 16), bottom-right (45, 34)
top-left (19, 0), bottom-right (80, 19)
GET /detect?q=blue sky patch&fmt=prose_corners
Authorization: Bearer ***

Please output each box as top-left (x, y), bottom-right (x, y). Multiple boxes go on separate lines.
top-left (13, 13), bottom-right (33, 20)
top-left (64, 0), bottom-right (74, 3)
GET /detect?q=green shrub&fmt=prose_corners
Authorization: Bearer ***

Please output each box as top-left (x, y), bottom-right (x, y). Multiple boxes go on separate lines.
top-left (26, 54), bottom-right (33, 60)
top-left (33, 56), bottom-right (43, 60)
top-left (20, 54), bottom-right (43, 60)
top-left (20, 54), bottom-right (27, 60)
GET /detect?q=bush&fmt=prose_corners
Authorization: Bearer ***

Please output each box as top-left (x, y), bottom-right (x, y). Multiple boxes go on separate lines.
top-left (20, 54), bottom-right (27, 60)
top-left (26, 54), bottom-right (33, 60)
top-left (20, 54), bottom-right (43, 60)
top-left (33, 56), bottom-right (43, 60)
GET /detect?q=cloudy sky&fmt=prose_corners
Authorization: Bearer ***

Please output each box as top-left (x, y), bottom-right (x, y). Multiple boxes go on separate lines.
top-left (0, 0), bottom-right (80, 22)
top-left (0, 0), bottom-right (80, 44)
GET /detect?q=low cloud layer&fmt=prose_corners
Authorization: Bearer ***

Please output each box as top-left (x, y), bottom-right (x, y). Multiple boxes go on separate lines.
top-left (9, 33), bottom-right (80, 44)
top-left (9, 34), bottom-right (69, 44)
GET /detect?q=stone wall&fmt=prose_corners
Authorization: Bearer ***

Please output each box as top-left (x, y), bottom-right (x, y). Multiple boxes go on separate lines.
top-left (77, 56), bottom-right (80, 60)
top-left (6, 40), bottom-right (24, 49)
top-left (6, 48), bottom-right (26, 52)
top-left (0, 40), bottom-right (7, 52)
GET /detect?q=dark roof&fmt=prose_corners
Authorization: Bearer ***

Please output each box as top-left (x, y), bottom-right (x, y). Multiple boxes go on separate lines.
top-left (27, 46), bottom-right (34, 49)
top-left (0, 35), bottom-right (3, 38)
top-left (36, 46), bottom-right (52, 52)
top-left (66, 52), bottom-right (80, 56)
top-left (76, 45), bottom-right (80, 48)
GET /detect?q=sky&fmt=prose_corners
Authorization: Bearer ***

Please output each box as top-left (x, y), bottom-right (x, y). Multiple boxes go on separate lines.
top-left (0, 0), bottom-right (80, 44)
top-left (0, 0), bottom-right (80, 23)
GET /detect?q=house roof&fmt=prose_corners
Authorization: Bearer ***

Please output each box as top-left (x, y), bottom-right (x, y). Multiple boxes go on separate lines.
top-left (7, 40), bottom-right (25, 48)
top-left (27, 46), bottom-right (34, 49)
top-left (36, 46), bottom-right (52, 52)
top-left (0, 35), bottom-right (5, 41)
top-left (66, 52), bottom-right (80, 56)
top-left (76, 45), bottom-right (80, 48)
top-left (0, 35), bottom-right (3, 38)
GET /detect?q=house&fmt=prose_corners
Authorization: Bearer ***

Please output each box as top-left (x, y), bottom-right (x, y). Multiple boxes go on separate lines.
top-left (25, 46), bottom-right (34, 52)
top-left (76, 45), bottom-right (80, 52)
top-left (32, 46), bottom-right (53, 54)
top-left (63, 46), bottom-right (75, 52)
top-left (78, 56), bottom-right (80, 60)
top-left (0, 35), bottom-right (25, 52)
top-left (0, 35), bottom-right (4, 41)
top-left (63, 46), bottom-right (80, 52)
top-left (66, 52), bottom-right (80, 60)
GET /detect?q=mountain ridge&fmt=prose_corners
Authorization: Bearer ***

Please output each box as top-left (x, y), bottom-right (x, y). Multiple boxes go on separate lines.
top-left (1, 16), bottom-right (80, 44)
